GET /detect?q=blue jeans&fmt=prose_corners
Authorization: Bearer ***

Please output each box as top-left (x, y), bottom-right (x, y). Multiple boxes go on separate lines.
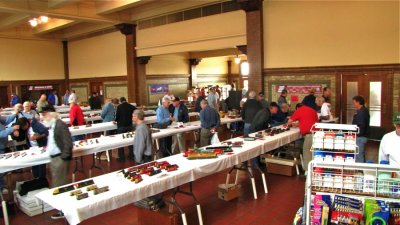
top-left (243, 123), bottom-right (251, 137)
top-left (356, 137), bottom-right (367, 163)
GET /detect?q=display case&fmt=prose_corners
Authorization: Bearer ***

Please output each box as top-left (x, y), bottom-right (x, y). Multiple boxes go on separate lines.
top-left (304, 161), bottom-right (400, 225)
top-left (311, 123), bottom-right (359, 164)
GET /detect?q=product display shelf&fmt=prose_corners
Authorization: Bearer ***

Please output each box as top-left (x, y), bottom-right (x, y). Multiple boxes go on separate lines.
top-left (304, 161), bottom-right (400, 225)
top-left (311, 123), bottom-right (359, 163)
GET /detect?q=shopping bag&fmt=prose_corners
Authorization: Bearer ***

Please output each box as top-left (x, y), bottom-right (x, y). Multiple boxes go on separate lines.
top-left (211, 132), bottom-right (220, 144)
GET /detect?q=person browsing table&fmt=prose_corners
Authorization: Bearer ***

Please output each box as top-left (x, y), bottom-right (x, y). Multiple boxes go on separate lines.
top-left (169, 97), bottom-right (189, 153)
top-left (199, 100), bottom-right (220, 147)
top-left (115, 97), bottom-right (136, 161)
top-left (69, 100), bottom-right (85, 141)
top-left (132, 110), bottom-right (153, 164)
top-left (155, 96), bottom-right (174, 157)
top-left (41, 110), bottom-right (73, 220)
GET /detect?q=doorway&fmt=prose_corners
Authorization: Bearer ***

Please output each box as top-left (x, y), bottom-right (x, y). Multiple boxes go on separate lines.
top-left (0, 86), bottom-right (9, 108)
top-left (90, 82), bottom-right (104, 103)
top-left (342, 73), bottom-right (392, 131)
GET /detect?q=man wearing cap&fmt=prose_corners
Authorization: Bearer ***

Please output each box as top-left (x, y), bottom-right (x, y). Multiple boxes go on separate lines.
top-left (257, 92), bottom-right (269, 109)
top-left (115, 97), bottom-right (136, 161)
top-left (169, 97), bottom-right (189, 153)
top-left (379, 113), bottom-right (400, 167)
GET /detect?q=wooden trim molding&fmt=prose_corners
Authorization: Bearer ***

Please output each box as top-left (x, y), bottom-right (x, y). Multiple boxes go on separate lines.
top-left (264, 64), bottom-right (400, 75)
top-left (146, 74), bottom-right (190, 79)
top-left (69, 76), bottom-right (127, 83)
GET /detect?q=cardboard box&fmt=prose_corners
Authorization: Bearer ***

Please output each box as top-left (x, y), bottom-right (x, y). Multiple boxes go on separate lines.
top-left (217, 184), bottom-right (240, 201)
top-left (265, 157), bottom-right (297, 176)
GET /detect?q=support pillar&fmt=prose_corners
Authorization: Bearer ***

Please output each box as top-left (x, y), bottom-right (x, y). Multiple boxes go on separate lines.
top-left (227, 60), bottom-right (232, 85)
top-left (62, 41), bottom-right (70, 91)
top-left (238, 0), bottom-right (264, 93)
top-left (137, 56), bottom-right (151, 106)
top-left (189, 58), bottom-right (201, 88)
top-left (116, 23), bottom-right (138, 103)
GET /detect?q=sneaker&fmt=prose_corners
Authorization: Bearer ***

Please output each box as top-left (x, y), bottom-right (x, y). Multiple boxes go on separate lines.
top-left (51, 212), bottom-right (65, 220)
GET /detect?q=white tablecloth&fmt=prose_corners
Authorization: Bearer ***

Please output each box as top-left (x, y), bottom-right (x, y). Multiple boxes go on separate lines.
top-left (36, 127), bottom-right (300, 225)
top-left (0, 117), bottom-right (242, 173)
top-left (56, 106), bottom-right (91, 113)
top-left (61, 116), bottom-right (103, 124)
top-left (67, 112), bottom-right (200, 136)
top-left (59, 110), bottom-right (102, 118)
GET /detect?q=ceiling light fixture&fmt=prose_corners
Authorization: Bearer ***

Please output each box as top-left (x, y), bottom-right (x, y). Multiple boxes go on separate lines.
top-left (234, 55), bottom-right (241, 64)
top-left (40, 16), bottom-right (49, 23)
top-left (28, 16), bottom-right (49, 27)
top-left (29, 19), bottom-right (38, 27)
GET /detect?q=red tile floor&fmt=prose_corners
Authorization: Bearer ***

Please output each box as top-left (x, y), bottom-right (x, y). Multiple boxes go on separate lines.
top-left (2, 127), bottom-right (306, 225)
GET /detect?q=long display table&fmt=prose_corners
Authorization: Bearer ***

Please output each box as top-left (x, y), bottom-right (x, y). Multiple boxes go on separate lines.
top-left (35, 126), bottom-right (300, 225)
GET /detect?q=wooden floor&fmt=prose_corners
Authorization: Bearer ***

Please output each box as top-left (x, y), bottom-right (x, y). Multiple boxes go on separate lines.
top-left (2, 126), bottom-right (380, 225)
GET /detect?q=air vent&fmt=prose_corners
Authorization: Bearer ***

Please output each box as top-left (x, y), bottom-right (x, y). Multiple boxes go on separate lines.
top-left (138, 0), bottom-right (239, 30)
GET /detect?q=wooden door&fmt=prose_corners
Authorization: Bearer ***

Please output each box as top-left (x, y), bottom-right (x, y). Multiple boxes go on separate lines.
top-left (342, 73), bottom-right (392, 130)
top-left (0, 86), bottom-right (9, 108)
top-left (90, 82), bottom-right (104, 102)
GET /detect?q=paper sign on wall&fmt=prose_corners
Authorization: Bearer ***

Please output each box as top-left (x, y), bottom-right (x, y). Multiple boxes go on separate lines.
top-left (150, 84), bottom-right (169, 94)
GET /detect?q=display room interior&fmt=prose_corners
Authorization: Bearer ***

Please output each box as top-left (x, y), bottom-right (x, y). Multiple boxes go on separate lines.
top-left (0, 0), bottom-right (399, 225)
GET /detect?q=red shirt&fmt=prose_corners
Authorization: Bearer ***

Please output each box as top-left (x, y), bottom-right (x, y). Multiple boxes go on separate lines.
top-left (70, 104), bottom-right (85, 126)
top-left (290, 105), bottom-right (318, 136)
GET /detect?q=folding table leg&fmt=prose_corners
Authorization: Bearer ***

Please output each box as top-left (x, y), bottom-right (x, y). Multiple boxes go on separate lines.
top-left (261, 173), bottom-right (268, 193)
top-left (181, 213), bottom-right (188, 225)
top-left (164, 182), bottom-right (203, 225)
top-left (294, 157), bottom-right (300, 176)
top-left (250, 177), bottom-right (257, 199)
top-left (2, 200), bottom-right (9, 225)
top-left (196, 204), bottom-right (203, 225)
top-left (89, 153), bottom-right (104, 178)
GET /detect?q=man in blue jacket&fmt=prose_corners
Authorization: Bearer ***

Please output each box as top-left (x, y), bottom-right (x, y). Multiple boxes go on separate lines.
top-left (0, 117), bottom-right (19, 194)
top-left (169, 97), bottom-right (189, 153)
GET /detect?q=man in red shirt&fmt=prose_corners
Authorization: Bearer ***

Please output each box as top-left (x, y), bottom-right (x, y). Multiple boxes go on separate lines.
top-left (288, 99), bottom-right (322, 174)
top-left (69, 100), bottom-right (85, 141)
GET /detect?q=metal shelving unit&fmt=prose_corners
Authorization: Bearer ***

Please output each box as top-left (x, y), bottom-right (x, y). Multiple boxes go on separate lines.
top-left (305, 161), bottom-right (400, 225)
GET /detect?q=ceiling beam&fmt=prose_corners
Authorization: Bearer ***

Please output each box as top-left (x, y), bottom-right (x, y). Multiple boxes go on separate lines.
top-left (95, 0), bottom-right (146, 15)
top-left (48, 0), bottom-right (79, 9)
top-left (61, 23), bottom-right (114, 40)
top-left (33, 18), bottom-right (77, 35)
top-left (0, 14), bottom-right (30, 30)
top-left (0, 1), bottom-right (131, 24)
top-left (189, 48), bottom-right (240, 59)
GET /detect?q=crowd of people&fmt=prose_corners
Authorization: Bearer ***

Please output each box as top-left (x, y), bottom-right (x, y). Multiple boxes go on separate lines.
top-left (2, 84), bottom-right (400, 220)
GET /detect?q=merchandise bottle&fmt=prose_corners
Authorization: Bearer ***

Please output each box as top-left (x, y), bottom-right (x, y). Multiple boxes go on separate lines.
top-left (378, 160), bottom-right (391, 196)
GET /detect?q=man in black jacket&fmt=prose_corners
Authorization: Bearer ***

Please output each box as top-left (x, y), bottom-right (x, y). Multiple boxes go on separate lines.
top-left (42, 110), bottom-right (73, 220)
top-left (88, 92), bottom-right (102, 110)
top-left (352, 95), bottom-right (370, 163)
top-left (115, 97), bottom-right (136, 161)
top-left (249, 103), bottom-right (279, 133)
top-left (241, 91), bottom-right (262, 136)
top-left (169, 97), bottom-right (189, 153)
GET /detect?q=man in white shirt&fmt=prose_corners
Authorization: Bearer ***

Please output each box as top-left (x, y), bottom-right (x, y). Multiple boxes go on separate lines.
top-left (68, 90), bottom-right (77, 103)
top-left (318, 96), bottom-right (333, 122)
top-left (379, 112), bottom-right (400, 166)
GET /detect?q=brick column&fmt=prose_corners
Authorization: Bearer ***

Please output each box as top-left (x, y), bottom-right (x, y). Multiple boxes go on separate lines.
top-left (136, 56), bottom-right (151, 106)
top-left (238, 0), bottom-right (264, 93)
top-left (116, 23), bottom-right (138, 103)
top-left (189, 58), bottom-right (201, 88)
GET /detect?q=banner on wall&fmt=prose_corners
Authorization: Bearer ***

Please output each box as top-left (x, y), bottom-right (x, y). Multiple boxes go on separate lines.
top-left (28, 85), bottom-right (53, 91)
top-left (276, 84), bottom-right (322, 94)
top-left (150, 84), bottom-right (169, 94)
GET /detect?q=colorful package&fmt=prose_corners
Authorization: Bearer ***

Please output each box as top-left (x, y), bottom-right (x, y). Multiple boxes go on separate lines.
top-left (364, 199), bottom-right (389, 225)
top-left (313, 194), bottom-right (331, 225)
